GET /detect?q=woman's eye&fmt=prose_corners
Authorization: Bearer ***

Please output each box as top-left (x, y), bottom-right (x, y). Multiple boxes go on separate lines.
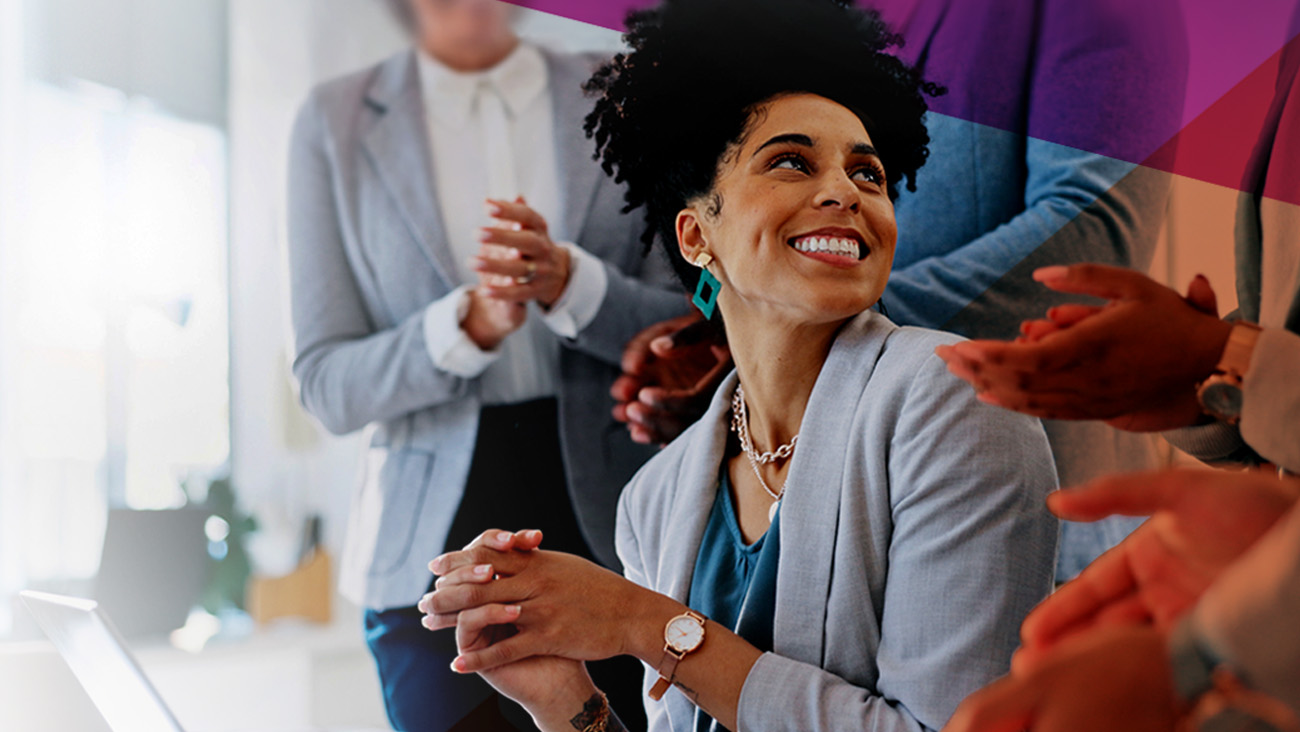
top-left (771, 154), bottom-right (810, 173)
top-left (852, 165), bottom-right (886, 185)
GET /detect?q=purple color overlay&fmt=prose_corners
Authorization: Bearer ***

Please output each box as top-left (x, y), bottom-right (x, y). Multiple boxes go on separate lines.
top-left (507, 0), bottom-right (1300, 180)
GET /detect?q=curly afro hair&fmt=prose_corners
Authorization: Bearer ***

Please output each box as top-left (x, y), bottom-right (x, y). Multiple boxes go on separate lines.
top-left (584, 0), bottom-right (943, 292)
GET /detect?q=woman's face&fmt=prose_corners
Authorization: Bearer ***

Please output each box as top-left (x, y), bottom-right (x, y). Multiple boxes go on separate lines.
top-left (409, 0), bottom-right (517, 68)
top-left (678, 93), bottom-right (897, 328)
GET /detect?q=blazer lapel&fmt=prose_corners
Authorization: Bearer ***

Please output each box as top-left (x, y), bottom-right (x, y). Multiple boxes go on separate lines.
top-left (654, 372), bottom-right (735, 731)
top-left (543, 49), bottom-right (604, 245)
top-left (772, 312), bottom-right (893, 667)
top-left (655, 371), bottom-right (736, 603)
top-left (360, 51), bottom-right (460, 288)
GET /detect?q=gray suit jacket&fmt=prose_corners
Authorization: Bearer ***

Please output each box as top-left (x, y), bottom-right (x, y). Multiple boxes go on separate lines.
top-left (287, 47), bottom-right (688, 610)
top-left (616, 313), bottom-right (1060, 732)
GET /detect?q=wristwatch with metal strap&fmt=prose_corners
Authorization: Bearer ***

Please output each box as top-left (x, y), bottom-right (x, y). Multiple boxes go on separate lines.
top-left (1197, 321), bottom-right (1264, 425)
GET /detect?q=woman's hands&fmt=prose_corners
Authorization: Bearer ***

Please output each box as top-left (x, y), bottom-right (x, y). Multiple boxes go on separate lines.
top-left (419, 530), bottom-right (601, 729)
top-left (423, 530), bottom-right (673, 672)
top-left (461, 197), bottom-right (573, 350)
top-left (462, 285), bottom-right (527, 350)
top-left (473, 197), bottom-right (572, 309)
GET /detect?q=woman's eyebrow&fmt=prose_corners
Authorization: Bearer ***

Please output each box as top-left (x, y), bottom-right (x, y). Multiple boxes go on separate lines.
top-left (752, 133), bottom-right (814, 157)
top-left (849, 142), bottom-right (879, 157)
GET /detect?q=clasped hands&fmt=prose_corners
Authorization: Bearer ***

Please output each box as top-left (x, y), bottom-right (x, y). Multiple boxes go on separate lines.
top-left (415, 528), bottom-right (673, 723)
top-left (462, 197), bottom-right (572, 350)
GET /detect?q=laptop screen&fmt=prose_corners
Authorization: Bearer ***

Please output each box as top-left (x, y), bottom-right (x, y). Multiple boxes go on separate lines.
top-left (20, 591), bottom-right (185, 732)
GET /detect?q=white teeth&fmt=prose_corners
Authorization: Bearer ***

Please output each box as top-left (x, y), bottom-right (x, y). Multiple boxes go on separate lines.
top-left (792, 236), bottom-right (860, 258)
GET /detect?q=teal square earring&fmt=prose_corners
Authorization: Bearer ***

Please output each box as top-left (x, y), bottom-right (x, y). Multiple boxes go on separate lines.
top-left (692, 252), bottom-right (720, 319)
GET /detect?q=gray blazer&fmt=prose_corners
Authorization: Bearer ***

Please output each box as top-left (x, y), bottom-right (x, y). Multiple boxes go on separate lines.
top-left (287, 48), bottom-right (688, 610)
top-left (616, 313), bottom-right (1060, 732)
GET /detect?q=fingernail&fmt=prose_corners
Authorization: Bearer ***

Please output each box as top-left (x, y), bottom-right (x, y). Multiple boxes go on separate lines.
top-left (496, 531), bottom-right (513, 545)
top-left (486, 202), bottom-right (502, 216)
top-left (525, 529), bottom-right (541, 541)
top-left (422, 615), bottom-right (436, 630)
top-left (477, 228), bottom-right (491, 241)
top-left (430, 556), bottom-right (446, 574)
top-left (506, 605), bottom-right (521, 617)
top-left (1033, 266), bottom-right (1068, 282)
top-left (473, 564), bottom-right (492, 577)
top-left (450, 656), bottom-right (466, 673)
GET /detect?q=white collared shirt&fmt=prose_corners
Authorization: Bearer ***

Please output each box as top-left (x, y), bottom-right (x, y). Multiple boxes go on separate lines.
top-left (415, 42), bottom-right (609, 405)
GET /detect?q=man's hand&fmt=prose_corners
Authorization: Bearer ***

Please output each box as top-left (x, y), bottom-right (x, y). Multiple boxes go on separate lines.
top-left (611, 312), bottom-right (731, 445)
top-left (1015, 468), bottom-right (1299, 667)
top-left (935, 264), bottom-right (1233, 432)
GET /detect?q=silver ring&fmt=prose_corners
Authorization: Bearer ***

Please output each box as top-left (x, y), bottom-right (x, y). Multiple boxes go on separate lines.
top-left (514, 261), bottom-right (537, 285)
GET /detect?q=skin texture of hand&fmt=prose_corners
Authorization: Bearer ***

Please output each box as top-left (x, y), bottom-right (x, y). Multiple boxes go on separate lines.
top-left (417, 529), bottom-right (603, 730)
top-left (944, 625), bottom-right (1183, 732)
top-left (1015, 468), bottom-right (1300, 668)
top-left (473, 197), bottom-right (572, 309)
top-left (934, 264), bottom-right (1234, 432)
top-left (423, 537), bottom-right (670, 668)
top-left (424, 528), bottom-right (763, 731)
top-left (610, 312), bottom-right (732, 445)
top-left (462, 285), bottom-right (526, 350)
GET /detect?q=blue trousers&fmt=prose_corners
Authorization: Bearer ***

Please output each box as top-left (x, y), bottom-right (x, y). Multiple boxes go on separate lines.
top-left (363, 400), bottom-right (645, 731)
top-left (365, 601), bottom-right (533, 731)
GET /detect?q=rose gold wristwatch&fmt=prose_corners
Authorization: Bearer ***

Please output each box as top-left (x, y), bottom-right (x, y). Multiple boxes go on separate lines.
top-left (1196, 321), bottom-right (1263, 425)
top-left (649, 610), bottom-right (706, 701)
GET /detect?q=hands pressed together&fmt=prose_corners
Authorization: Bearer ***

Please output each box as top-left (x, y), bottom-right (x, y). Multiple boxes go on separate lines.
top-left (462, 197), bottom-right (572, 350)
top-left (416, 529), bottom-right (676, 729)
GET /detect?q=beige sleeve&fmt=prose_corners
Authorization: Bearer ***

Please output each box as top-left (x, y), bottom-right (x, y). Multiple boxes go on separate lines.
top-left (1194, 500), bottom-right (1300, 715)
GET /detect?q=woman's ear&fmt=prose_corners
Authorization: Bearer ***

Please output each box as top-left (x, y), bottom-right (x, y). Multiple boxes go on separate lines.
top-left (675, 208), bottom-right (707, 265)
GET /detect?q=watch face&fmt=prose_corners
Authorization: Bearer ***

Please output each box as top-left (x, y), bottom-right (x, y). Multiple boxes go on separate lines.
top-left (1201, 382), bottom-right (1244, 419)
top-left (665, 615), bottom-right (705, 653)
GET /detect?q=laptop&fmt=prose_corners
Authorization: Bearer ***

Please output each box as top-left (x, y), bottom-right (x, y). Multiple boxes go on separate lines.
top-left (93, 507), bottom-right (211, 638)
top-left (20, 590), bottom-right (185, 732)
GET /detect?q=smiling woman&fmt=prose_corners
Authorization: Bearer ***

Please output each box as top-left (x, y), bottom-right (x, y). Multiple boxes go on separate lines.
top-left (420, 1), bottom-right (1061, 731)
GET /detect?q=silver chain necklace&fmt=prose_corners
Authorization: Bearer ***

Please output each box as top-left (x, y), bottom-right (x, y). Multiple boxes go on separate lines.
top-left (730, 383), bottom-right (797, 522)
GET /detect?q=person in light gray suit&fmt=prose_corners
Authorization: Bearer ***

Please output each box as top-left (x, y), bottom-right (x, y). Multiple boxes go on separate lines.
top-left (286, 1), bottom-right (684, 729)
top-left (419, 1), bottom-right (1060, 730)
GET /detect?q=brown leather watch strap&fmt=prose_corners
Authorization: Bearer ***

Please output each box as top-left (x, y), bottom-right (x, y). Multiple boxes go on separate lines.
top-left (649, 648), bottom-right (685, 701)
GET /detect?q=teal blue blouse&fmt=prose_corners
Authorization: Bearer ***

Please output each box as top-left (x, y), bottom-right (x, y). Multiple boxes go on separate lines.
top-left (686, 469), bottom-right (781, 732)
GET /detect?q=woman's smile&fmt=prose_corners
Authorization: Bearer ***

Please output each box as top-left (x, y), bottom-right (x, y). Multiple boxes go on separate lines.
top-left (681, 93), bottom-right (897, 324)
top-left (788, 226), bottom-right (869, 267)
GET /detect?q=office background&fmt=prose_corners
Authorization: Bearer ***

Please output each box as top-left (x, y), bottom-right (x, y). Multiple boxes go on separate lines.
top-left (0, 0), bottom-right (1292, 729)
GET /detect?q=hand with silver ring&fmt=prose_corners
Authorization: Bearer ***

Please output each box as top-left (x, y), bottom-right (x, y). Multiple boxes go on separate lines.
top-left (472, 196), bottom-right (572, 308)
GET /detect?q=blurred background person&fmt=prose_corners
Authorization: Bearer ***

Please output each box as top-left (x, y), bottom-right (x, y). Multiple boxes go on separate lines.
top-left (287, 0), bottom-right (684, 728)
top-left (611, 0), bottom-right (1190, 582)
